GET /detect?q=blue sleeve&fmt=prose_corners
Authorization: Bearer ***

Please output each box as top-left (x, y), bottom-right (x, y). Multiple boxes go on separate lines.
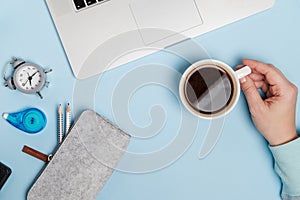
top-left (269, 137), bottom-right (300, 200)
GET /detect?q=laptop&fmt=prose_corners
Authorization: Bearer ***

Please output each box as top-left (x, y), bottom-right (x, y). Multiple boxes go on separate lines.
top-left (45, 0), bottom-right (275, 79)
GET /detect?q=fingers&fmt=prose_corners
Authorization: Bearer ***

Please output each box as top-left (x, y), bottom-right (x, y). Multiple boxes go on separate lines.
top-left (254, 81), bottom-right (269, 93)
top-left (237, 65), bottom-right (265, 81)
top-left (236, 64), bottom-right (268, 92)
top-left (242, 59), bottom-right (288, 85)
top-left (239, 76), bottom-right (264, 109)
top-left (249, 73), bottom-right (264, 82)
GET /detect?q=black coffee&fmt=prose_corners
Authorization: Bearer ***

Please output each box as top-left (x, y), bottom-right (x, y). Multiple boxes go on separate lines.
top-left (185, 65), bottom-right (234, 114)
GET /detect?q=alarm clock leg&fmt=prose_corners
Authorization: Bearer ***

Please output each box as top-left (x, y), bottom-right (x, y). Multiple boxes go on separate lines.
top-left (44, 69), bottom-right (53, 74)
top-left (37, 92), bottom-right (43, 99)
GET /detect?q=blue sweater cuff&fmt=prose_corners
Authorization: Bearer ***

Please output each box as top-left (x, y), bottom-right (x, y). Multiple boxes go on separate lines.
top-left (269, 137), bottom-right (300, 197)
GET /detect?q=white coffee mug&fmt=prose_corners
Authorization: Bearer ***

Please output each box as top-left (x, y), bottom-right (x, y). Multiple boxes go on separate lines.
top-left (179, 59), bottom-right (251, 119)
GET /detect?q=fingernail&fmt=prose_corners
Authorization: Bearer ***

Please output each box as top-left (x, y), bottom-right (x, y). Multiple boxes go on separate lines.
top-left (240, 77), bottom-right (247, 83)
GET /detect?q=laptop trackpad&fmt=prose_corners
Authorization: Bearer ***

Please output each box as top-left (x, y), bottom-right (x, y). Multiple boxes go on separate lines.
top-left (130, 0), bottom-right (203, 45)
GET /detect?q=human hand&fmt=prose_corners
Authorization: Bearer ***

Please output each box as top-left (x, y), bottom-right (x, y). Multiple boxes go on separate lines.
top-left (238, 59), bottom-right (298, 146)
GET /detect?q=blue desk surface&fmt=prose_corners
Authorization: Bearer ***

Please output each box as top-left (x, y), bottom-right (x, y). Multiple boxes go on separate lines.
top-left (1, 0), bottom-right (300, 199)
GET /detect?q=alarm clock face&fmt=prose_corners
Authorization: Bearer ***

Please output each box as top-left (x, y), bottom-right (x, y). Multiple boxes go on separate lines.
top-left (13, 63), bottom-right (46, 94)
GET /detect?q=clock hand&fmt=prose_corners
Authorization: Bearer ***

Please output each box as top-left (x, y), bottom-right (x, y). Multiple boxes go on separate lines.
top-left (27, 72), bottom-right (38, 86)
top-left (21, 73), bottom-right (30, 87)
top-left (25, 72), bottom-right (33, 86)
top-left (22, 79), bottom-right (29, 87)
top-left (31, 71), bottom-right (38, 77)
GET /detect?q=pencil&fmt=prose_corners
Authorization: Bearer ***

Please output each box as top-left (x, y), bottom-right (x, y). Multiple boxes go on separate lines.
top-left (58, 104), bottom-right (63, 144)
top-left (65, 103), bottom-right (71, 135)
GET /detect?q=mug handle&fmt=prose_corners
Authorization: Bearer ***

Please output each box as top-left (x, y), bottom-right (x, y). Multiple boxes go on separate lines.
top-left (235, 66), bottom-right (252, 79)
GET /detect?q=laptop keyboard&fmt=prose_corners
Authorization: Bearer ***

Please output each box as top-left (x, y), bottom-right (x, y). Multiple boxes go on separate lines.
top-left (73, 0), bottom-right (107, 10)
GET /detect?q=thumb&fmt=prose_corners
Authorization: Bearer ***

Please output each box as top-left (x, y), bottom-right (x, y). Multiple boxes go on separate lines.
top-left (240, 76), bottom-right (264, 109)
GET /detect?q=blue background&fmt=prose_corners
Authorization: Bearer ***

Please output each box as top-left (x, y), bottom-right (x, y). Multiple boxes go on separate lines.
top-left (1, 0), bottom-right (300, 199)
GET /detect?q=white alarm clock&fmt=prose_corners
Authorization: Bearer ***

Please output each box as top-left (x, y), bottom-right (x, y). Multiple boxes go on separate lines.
top-left (4, 57), bottom-right (52, 99)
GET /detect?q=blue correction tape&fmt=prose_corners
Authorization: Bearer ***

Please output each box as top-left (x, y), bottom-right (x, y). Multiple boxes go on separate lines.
top-left (2, 108), bottom-right (47, 134)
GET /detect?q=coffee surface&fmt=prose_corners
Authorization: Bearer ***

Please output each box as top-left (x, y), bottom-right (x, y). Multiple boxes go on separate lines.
top-left (185, 65), bottom-right (233, 114)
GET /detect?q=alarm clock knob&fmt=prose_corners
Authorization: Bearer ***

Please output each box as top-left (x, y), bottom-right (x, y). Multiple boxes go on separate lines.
top-left (12, 57), bottom-right (25, 69)
top-left (5, 77), bottom-right (16, 90)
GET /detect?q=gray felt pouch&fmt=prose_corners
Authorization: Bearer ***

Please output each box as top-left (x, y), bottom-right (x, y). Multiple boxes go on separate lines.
top-left (27, 110), bottom-right (130, 200)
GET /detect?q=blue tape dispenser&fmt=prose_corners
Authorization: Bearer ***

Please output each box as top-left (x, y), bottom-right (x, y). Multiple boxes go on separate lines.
top-left (2, 108), bottom-right (47, 134)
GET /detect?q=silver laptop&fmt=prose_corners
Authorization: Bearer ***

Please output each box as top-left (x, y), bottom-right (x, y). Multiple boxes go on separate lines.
top-left (45, 0), bottom-right (275, 79)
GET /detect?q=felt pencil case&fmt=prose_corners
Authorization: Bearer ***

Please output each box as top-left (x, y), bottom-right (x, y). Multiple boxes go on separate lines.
top-left (27, 110), bottom-right (130, 200)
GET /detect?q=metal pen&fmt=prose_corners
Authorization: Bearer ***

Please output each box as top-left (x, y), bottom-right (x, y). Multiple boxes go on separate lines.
top-left (65, 103), bottom-right (71, 135)
top-left (58, 104), bottom-right (63, 144)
